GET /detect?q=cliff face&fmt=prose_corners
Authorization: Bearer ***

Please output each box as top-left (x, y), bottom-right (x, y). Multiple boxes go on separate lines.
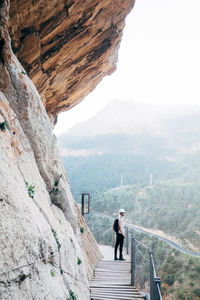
top-left (9, 0), bottom-right (135, 121)
top-left (0, 93), bottom-right (89, 299)
top-left (0, 0), bottom-right (134, 299)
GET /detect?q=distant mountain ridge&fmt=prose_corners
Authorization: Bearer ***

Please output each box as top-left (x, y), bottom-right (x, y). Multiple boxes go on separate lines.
top-left (58, 100), bottom-right (200, 200)
top-left (62, 100), bottom-right (200, 136)
top-left (58, 100), bottom-right (200, 155)
top-left (57, 101), bottom-right (200, 300)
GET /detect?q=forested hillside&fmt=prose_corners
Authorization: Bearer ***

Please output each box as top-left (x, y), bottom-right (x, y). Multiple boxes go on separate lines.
top-left (62, 149), bottom-right (176, 200)
top-left (85, 184), bottom-right (200, 250)
top-left (58, 101), bottom-right (200, 299)
top-left (58, 102), bottom-right (200, 247)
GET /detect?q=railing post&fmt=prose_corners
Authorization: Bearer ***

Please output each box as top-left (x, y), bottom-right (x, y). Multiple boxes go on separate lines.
top-left (150, 250), bottom-right (154, 300)
top-left (126, 227), bottom-right (129, 255)
top-left (150, 250), bottom-right (162, 300)
top-left (81, 194), bottom-right (84, 216)
top-left (131, 234), bottom-right (135, 286)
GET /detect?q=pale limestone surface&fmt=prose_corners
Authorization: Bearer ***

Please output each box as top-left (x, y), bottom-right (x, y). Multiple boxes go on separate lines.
top-left (0, 92), bottom-right (90, 299)
top-left (0, 2), bottom-right (101, 298)
top-left (76, 206), bottom-right (102, 279)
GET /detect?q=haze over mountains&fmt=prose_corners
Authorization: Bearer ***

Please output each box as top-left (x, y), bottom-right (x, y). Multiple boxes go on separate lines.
top-left (57, 100), bottom-right (200, 299)
top-left (58, 100), bottom-right (200, 156)
top-left (57, 102), bottom-right (200, 300)
top-left (57, 100), bottom-right (200, 201)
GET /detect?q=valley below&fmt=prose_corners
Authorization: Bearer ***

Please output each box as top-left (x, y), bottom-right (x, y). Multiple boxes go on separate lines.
top-left (58, 101), bottom-right (200, 299)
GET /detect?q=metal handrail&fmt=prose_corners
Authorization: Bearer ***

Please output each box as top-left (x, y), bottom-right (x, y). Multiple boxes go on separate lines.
top-left (131, 234), bottom-right (135, 286)
top-left (127, 227), bottom-right (162, 300)
top-left (150, 251), bottom-right (162, 300)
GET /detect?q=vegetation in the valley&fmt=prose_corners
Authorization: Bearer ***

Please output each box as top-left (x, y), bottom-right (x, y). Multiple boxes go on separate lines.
top-left (62, 134), bottom-right (176, 200)
top-left (59, 103), bottom-right (200, 299)
top-left (133, 233), bottom-right (200, 300)
top-left (85, 183), bottom-right (200, 251)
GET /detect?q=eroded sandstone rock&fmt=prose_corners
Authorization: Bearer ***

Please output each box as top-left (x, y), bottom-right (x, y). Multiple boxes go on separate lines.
top-left (9, 0), bottom-right (135, 120)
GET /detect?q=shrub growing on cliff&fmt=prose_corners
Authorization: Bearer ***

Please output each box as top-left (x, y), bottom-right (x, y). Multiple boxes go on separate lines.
top-left (51, 229), bottom-right (61, 250)
top-left (80, 227), bottom-right (84, 233)
top-left (25, 182), bottom-right (35, 198)
top-left (50, 269), bottom-right (55, 277)
top-left (49, 185), bottom-right (64, 210)
top-left (0, 120), bottom-right (9, 132)
top-left (50, 187), bottom-right (59, 195)
top-left (77, 257), bottom-right (82, 265)
top-left (67, 290), bottom-right (77, 300)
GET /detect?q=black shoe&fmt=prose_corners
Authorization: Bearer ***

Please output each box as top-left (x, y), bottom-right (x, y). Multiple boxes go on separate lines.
top-left (114, 257), bottom-right (119, 260)
top-left (119, 257), bottom-right (126, 261)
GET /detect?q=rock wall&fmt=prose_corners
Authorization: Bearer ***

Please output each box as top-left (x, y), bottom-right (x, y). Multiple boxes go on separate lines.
top-left (0, 92), bottom-right (91, 299)
top-left (0, 0), bottom-right (134, 299)
top-left (75, 204), bottom-right (102, 279)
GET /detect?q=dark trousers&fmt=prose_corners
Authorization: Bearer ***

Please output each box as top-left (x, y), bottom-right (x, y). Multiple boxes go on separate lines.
top-left (115, 233), bottom-right (124, 259)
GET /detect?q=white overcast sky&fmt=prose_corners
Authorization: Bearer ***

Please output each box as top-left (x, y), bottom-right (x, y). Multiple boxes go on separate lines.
top-left (54, 0), bottom-right (200, 135)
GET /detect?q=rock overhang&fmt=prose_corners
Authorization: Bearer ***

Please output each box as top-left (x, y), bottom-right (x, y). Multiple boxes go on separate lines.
top-left (9, 0), bottom-right (136, 121)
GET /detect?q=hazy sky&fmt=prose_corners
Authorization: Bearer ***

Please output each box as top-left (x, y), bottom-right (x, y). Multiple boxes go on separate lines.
top-left (54, 0), bottom-right (200, 135)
